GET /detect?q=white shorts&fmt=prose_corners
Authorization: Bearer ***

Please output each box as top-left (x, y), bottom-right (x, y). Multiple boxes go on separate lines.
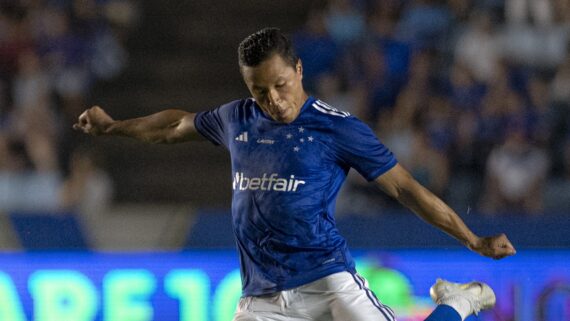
top-left (233, 272), bottom-right (396, 321)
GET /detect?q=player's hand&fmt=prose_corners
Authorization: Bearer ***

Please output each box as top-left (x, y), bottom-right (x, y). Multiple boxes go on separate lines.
top-left (73, 106), bottom-right (114, 136)
top-left (469, 233), bottom-right (516, 260)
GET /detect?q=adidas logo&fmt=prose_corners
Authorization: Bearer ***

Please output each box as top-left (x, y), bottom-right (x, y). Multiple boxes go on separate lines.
top-left (235, 132), bottom-right (248, 142)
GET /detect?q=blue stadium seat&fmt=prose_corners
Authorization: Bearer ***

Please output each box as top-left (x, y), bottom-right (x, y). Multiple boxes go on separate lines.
top-left (9, 212), bottom-right (88, 250)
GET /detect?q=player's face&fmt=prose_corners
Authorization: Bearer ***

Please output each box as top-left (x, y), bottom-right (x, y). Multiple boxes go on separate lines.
top-left (241, 54), bottom-right (307, 123)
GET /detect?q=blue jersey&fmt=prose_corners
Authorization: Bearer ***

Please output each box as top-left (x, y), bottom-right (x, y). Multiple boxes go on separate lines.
top-left (194, 97), bottom-right (397, 296)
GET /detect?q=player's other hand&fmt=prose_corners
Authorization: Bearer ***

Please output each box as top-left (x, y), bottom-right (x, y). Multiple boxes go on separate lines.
top-left (470, 233), bottom-right (516, 260)
top-left (73, 106), bottom-right (114, 136)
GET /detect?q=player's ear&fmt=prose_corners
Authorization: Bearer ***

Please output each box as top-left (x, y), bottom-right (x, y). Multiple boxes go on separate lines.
top-left (296, 59), bottom-right (303, 74)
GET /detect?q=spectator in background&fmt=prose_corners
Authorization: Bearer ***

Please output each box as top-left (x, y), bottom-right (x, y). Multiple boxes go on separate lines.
top-left (525, 74), bottom-right (554, 146)
top-left (475, 63), bottom-right (515, 157)
top-left (366, 0), bottom-right (410, 81)
top-left (323, 0), bottom-right (366, 46)
top-left (355, 43), bottom-right (401, 125)
top-left (0, 0), bottom-right (134, 213)
top-left (550, 56), bottom-right (570, 105)
top-left (356, 36), bottom-right (430, 127)
top-left (36, 5), bottom-right (91, 119)
top-left (447, 0), bottom-right (473, 22)
top-left (0, 8), bottom-right (62, 211)
top-left (60, 146), bottom-right (114, 215)
top-left (293, 9), bottom-right (339, 93)
top-left (422, 95), bottom-right (454, 157)
top-left (552, 0), bottom-right (570, 22)
top-left (547, 58), bottom-right (570, 174)
top-left (454, 10), bottom-right (501, 83)
top-left (444, 63), bottom-right (486, 208)
top-left (407, 125), bottom-right (450, 198)
top-left (502, 86), bottom-right (529, 129)
top-left (395, 0), bottom-right (453, 50)
top-left (480, 123), bottom-right (550, 214)
top-left (447, 62), bottom-right (486, 112)
top-left (89, 0), bottom-right (131, 81)
top-left (380, 88), bottom-right (421, 166)
top-left (502, 0), bottom-right (568, 69)
top-left (408, 95), bottom-right (453, 198)
top-left (401, 50), bottom-right (433, 102)
top-left (308, 0), bottom-right (569, 214)
top-left (447, 107), bottom-right (483, 210)
top-left (543, 134), bottom-right (570, 211)
top-left (0, 3), bottom-right (33, 112)
top-left (11, 50), bottom-right (58, 173)
top-left (314, 72), bottom-right (359, 115)
top-left (366, 0), bottom-right (402, 39)
top-left (505, 0), bottom-right (553, 27)
top-left (0, 135), bottom-right (17, 170)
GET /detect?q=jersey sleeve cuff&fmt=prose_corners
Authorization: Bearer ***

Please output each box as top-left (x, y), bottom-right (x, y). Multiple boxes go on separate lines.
top-left (193, 112), bottom-right (221, 146)
top-left (366, 158), bottom-right (398, 182)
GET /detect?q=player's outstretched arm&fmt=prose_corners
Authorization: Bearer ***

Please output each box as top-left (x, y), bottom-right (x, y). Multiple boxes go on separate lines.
top-left (73, 106), bottom-right (203, 143)
top-left (375, 164), bottom-right (516, 260)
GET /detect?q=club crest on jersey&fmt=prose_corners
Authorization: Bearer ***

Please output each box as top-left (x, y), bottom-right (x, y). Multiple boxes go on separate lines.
top-left (233, 172), bottom-right (306, 192)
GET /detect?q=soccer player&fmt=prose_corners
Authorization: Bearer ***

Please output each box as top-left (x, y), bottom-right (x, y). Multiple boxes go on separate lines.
top-left (74, 28), bottom-right (516, 321)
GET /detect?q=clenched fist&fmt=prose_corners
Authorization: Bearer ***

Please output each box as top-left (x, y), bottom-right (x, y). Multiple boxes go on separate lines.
top-left (469, 233), bottom-right (516, 260)
top-left (73, 106), bottom-right (115, 136)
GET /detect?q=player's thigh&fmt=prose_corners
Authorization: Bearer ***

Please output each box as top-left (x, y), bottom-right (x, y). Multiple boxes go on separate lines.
top-left (232, 296), bottom-right (309, 321)
top-left (233, 297), bottom-right (276, 321)
top-left (233, 312), bottom-right (309, 321)
top-left (325, 272), bottom-right (396, 321)
top-left (233, 311), bottom-right (285, 321)
top-left (329, 289), bottom-right (395, 321)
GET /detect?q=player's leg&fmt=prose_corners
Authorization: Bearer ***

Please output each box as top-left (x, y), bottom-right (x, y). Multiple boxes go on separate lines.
top-left (232, 293), bottom-right (309, 321)
top-left (233, 272), bottom-right (394, 321)
top-left (423, 305), bottom-right (463, 321)
top-left (425, 279), bottom-right (496, 321)
top-left (312, 272), bottom-right (395, 321)
top-left (236, 278), bottom-right (385, 321)
top-left (233, 295), bottom-right (284, 321)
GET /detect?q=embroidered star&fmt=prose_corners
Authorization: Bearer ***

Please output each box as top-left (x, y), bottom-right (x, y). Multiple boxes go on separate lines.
top-left (293, 146), bottom-right (300, 152)
top-left (298, 127), bottom-right (305, 133)
top-left (300, 138), bottom-right (305, 143)
top-left (286, 134), bottom-right (293, 139)
top-left (308, 136), bottom-right (314, 142)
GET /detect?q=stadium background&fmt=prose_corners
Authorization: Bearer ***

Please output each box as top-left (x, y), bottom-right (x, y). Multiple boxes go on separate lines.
top-left (0, 0), bottom-right (569, 320)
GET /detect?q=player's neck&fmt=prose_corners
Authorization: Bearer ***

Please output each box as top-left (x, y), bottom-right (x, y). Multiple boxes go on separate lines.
top-left (288, 92), bottom-right (310, 123)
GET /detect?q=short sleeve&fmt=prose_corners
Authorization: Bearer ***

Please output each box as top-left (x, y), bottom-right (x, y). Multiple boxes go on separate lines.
top-left (193, 101), bottom-right (238, 148)
top-left (331, 116), bottom-right (397, 181)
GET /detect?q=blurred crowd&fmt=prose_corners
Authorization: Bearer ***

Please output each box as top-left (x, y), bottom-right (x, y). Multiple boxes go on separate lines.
top-left (295, 0), bottom-right (570, 215)
top-left (0, 0), bottom-right (137, 213)
top-left (2, 0), bottom-right (569, 217)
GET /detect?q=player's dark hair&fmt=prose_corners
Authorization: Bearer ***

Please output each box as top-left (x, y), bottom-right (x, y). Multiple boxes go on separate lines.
top-left (238, 28), bottom-right (298, 68)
